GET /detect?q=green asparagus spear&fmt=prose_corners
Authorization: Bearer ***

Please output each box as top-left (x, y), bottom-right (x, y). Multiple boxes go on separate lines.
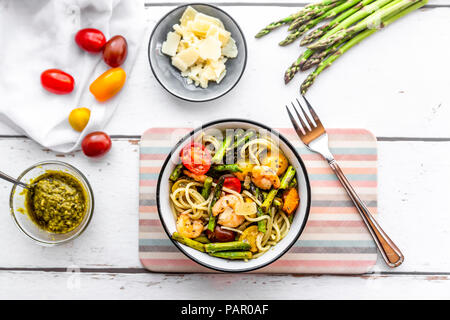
top-left (205, 241), bottom-right (251, 253)
top-left (207, 176), bottom-right (225, 232)
top-left (254, 0), bottom-right (342, 38)
top-left (281, 2), bottom-right (349, 46)
top-left (231, 131), bottom-right (255, 149)
top-left (288, 0), bottom-right (349, 32)
top-left (273, 198), bottom-right (283, 210)
top-left (249, 183), bottom-right (267, 232)
top-left (256, 207), bottom-right (267, 233)
top-left (193, 235), bottom-right (211, 244)
top-left (285, 0), bottom-right (392, 83)
top-left (300, 0), bottom-right (376, 47)
top-left (169, 164), bottom-right (183, 182)
top-left (308, 0), bottom-right (416, 50)
top-left (280, 166), bottom-right (297, 188)
top-left (261, 189), bottom-right (278, 213)
top-left (284, 0), bottom-right (363, 45)
top-left (288, 177), bottom-right (298, 189)
top-left (201, 176), bottom-right (213, 199)
top-left (211, 135), bottom-right (232, 164)
top-left (288, 214), bottom-right (294, 224)
top-left (172, 232), bottom-right (206, 252)
top-left (262, 191), bottom-right (268, 200)
top-left (300, 0), bottom-right (428, 94)
top-left (211, 164), bottom-right (243, 173)
top-left (209, 251), bottom-right (253, 260)
top-left (261, 166), bottom-right (296, 212)
top-left (301, 38), bottom-right (346, 70)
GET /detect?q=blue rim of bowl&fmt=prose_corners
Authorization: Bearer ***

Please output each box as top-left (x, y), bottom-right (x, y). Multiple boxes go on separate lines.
top-left (9, 160), bottom-right (95, 246)
top-left (148, 3), bottom-right (248, 103)
top-left (156, 119), bottom-right (312, 273)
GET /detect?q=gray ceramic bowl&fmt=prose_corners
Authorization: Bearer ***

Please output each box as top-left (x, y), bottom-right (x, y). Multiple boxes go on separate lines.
top-left (148, 3), bottom-right (247, 102)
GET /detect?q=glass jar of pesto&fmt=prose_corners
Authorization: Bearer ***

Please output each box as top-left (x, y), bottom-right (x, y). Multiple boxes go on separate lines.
top-left (10, 161), bottom-right (94, 245)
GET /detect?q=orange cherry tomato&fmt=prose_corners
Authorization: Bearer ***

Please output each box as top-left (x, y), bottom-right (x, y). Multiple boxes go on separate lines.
top-left (89, 67), bottom-right (126, 102)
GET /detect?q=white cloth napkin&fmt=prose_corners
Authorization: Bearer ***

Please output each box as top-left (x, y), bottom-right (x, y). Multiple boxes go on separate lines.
top-left (0, 0), bottom-right (145, 152)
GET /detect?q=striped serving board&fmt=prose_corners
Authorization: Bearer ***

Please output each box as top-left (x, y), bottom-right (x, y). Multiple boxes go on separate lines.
top-left (139, 128), bottom-right (378, 274)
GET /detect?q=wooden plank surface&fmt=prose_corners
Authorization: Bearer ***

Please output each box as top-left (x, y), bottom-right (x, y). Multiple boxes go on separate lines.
top-left (145, 0), bottom-right (450, 6)
top-left (0, 138), bottom-right (449, 274)
top-left (0, 5), bottom-right (449, 138)
top-left (1, 271), bottom-right (449, 299)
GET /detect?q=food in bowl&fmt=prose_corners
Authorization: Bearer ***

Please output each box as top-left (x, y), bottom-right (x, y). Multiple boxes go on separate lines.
top-left (161, 6), bottom-right (238, 88)
top-left (21, 170), bottom-right (88, 234)
top-left (169, 128), bottom-right (300, 260)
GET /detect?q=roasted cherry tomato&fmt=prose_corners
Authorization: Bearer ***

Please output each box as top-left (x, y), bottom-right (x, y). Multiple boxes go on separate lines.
top-left (180, 142), bottom-right (211, 175)
top-left (223, 176), bottom-right (241, 193)
top-left (103, 35), bottom-right (128, 67)
top-left (206, 225), bottom-right (236, 242)
top-left (89, 67), bottom-right (126, 102)
top-left (75, 28), bottom-right (106, 53)
top-left (81, 131), bottom-right (112, 157)
top-left (68, 108), bottom-right (91, 132)
top-left (40, 69), bottom-right (74, 94)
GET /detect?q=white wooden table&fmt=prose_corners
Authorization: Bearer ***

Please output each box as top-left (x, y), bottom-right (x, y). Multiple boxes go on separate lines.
top-left (1, 0), bottom-right (450, 299)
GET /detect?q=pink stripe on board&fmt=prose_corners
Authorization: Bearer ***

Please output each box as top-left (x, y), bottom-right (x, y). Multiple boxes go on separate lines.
top-left (140, 167), bottom-right (161, 173)
top-left (140, 154), bottom-right (166, 160)
top-left (306, 220), bottom-right (365, 227)
top-left (311, 180), bottom-right (377, 188)
top-left (139, 206), bottom-right (157, 213)
top-left (270, 259), bottom-right (375, 268)
top-left (140, 180), bottom-right (157, 187)
top-left (308, 167), bottom-right (377, 174)
top-left (276, 128), bottom-right (372, 136)
top-left (140, 219), bottom-right (162, 226)
top-left (143, 127), bottom-right (192, 135)
top-left (140, 258), bottom-right (200, 267)
top-left (310, 206), bottom-right (377, 214)
top-left (303, 154), bottom-right (377, 161)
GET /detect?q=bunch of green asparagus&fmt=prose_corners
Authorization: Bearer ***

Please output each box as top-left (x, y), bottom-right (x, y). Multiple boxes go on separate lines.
top-left (255, 0), bottom-right (428, 94)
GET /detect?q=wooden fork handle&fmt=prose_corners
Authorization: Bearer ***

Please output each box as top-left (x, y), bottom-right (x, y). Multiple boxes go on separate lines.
top-left (329, 160), bottom-right (404, 268)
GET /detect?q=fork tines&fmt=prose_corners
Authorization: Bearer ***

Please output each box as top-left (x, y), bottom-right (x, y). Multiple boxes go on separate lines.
top-left (285, 95), bottom-right (321, 135)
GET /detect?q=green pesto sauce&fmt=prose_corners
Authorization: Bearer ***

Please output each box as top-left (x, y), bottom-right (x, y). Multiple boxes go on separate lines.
top-left (24, 171), bottom-right (87, 234)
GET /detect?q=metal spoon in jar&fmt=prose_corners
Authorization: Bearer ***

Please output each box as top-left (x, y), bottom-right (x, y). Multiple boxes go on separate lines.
top-left (0, 170), bottom-right (33, 190)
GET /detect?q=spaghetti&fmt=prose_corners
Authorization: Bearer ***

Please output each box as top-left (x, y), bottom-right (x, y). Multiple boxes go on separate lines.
top-left (169, 128), bottom-right (300, 260)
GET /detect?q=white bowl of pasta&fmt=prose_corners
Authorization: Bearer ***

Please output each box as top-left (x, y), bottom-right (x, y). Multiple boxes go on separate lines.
top-left (156, 119), bottom-right (311, 272)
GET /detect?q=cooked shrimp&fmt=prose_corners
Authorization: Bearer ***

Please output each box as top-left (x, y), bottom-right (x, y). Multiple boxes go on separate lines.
top-left (183, 170), bottom-right (207, 183)
top-left (176, 214), bottom-right (203, 239)
top-left (212, 195), bottom-right (245, 228)
top-left (251, 165), bottom-right (281, 190)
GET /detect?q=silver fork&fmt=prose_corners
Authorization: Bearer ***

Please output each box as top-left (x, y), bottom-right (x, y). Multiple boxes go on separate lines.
top-left (286, 96), bottom-right (404, 268)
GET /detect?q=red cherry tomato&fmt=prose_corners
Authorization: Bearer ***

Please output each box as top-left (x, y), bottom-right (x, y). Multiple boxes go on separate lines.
top-left (103, 35), bottom-right (128, 67)
top-left (40, 69), bottom-right (75, 94)
top-left (81, 131), bottom-right (112, 157)
top-left (75, 28), bottom-right (106, 53)
top-left (206, 225), bottom-right (236, 242)
top-left (180, 142), bottom-right (211, 175)
top-left (223, 176), bottom-right (241, 193)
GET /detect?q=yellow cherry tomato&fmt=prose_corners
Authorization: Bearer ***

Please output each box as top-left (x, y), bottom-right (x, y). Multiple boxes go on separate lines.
top-left (89, 67), bottom-right (126, 102)
top-left (68, 108), bottom-right (91, 132)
